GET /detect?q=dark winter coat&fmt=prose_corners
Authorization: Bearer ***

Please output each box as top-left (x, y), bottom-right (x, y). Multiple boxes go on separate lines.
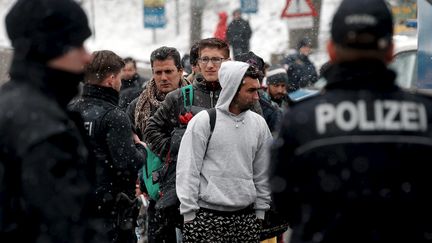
top-left (68, 84), bottom-right (146, 218)
top-left (271, 60), bottom-right (432, 243)
top-left (0, 60), bottom-right (103, 242)
top-left (227, 18), bottom-right (252, 54)
top-left (119, 73), bottom-right (147, 110)
top-left (283, 53), bottom-right (318, 92)
top-left (126, 97), bottom-right (140, 138)
top-left (143, 76), bottom-right (221, 162)
top-left (258, 90), bottom-right (282, 133)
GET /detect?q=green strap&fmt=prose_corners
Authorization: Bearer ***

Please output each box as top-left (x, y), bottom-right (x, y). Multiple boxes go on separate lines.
top-left (181, 84), bottom-right (194, 112)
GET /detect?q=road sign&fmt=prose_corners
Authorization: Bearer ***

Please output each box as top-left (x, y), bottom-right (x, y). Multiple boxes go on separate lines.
top-left (281, 0), bottom-right (318, 18)
top-left (286, 16), bottom-right (314, 29)
top-left (241, 0), bottom-right (258, 14)
top-left (144, 0), bottom-right (166, 29)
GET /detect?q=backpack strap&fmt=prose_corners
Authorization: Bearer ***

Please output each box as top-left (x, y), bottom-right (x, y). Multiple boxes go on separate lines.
top-left (205, 108), bottom-right (217, 155)
top-left (207, 108), bottom-right (216, 134)
top-left (181, 84), bottom-right (194, 112)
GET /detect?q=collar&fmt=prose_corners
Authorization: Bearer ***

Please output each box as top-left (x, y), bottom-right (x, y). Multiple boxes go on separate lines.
top-left (193, 75), bottom-right (222, 92)
top-left (9, 59), bottom-right (83, 108)
top-left (323, 59), bottom-right (398, 91)
top-left (82, 83), bottom-right (119, 106)
top-left (121, 73), bottom-right (140, 89)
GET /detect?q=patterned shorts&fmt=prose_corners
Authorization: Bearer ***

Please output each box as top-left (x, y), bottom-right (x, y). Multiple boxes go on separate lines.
top-left (182, 207), bottom-right (261, 243)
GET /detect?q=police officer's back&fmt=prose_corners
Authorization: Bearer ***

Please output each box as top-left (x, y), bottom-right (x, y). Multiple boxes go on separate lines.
top-left (271, 0), bottom-right (432, 242)
top-left (0, 0), bottom-right (105, 242)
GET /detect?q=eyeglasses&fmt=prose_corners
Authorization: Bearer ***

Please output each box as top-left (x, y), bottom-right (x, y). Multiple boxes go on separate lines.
top-left (197, 57), bottom-right (227, 65)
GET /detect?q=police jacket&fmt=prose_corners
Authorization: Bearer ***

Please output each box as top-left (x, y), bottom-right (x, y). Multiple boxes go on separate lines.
top-left (69, 84), bottom-right (146, 216)
top-left (0, 60), bottom-right (102, 242)
top-left (271, 60), bottom-right (432, 243)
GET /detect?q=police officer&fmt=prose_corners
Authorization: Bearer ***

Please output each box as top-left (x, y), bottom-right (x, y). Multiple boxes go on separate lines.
top-left (270, 0), bottom-right (432, 242)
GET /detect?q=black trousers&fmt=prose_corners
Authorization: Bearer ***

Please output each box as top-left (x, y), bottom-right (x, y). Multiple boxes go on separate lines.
top-left (148, 201), bottom-right (180, 243)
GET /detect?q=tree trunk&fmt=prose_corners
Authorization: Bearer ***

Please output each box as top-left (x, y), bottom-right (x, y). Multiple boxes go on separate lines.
top-left (288, 0), bottom-right (322, 49)
top-left (190, 0), bottom-right (205, 47)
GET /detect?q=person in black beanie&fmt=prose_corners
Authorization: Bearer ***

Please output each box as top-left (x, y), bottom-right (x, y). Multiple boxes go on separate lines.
top-left (0, 0), bottom-right (106, 242)
top-left (271, 0), bottom-right (432, 242)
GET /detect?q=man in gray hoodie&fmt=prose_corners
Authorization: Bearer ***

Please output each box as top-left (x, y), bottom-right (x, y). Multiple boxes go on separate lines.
top-left (176, 61), bottom-right (272, 242)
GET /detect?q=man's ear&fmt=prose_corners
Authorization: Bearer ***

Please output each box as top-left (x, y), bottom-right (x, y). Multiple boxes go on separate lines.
top-left (384, 43), bottom-right (394, 64)
top-left (103, 74), bottom-right (115, 87)
top-left (327, 40), bottom-right (337, 62)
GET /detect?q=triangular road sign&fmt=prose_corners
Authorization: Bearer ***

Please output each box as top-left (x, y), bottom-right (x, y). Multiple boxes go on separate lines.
top-left (281, 0), bottom-right (318, 18)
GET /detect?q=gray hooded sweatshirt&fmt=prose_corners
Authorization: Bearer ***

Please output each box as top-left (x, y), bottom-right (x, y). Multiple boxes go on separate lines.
top-left (176, 61), bottom-right (272, 222)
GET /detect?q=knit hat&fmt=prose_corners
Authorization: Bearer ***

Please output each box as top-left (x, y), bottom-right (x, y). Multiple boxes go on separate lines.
top-left (235, 51), bottom-right (265, 74)
top-left (331, 0), bottom-right (393, 50)
top-left (266, 65), bottom-right (288, 85)
top-left (6, 0), bottom-right (91, 63)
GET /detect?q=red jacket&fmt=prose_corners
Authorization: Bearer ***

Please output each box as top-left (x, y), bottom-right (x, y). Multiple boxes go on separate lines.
top-left (214, 11), bottom-right (228, 41)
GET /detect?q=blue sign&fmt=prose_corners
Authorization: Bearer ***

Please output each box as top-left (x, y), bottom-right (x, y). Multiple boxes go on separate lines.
top-left (241, 0), bottom-right (258, 14)
top-left (144, 7), bottom-right (166, 28)
top-left (417, 0), bottom-right (432, 88)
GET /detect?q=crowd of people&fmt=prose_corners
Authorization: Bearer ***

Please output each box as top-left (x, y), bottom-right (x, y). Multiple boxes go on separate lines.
top-left (2, 0), bottom-right (432, 243)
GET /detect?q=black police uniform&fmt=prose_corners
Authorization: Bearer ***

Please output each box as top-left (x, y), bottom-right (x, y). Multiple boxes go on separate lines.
top-left (271, 59), bottom-right (432, 243)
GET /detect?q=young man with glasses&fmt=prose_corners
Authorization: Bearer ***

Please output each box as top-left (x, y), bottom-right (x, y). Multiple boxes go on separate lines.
top-left (142, 37), bottom-right (230, 241)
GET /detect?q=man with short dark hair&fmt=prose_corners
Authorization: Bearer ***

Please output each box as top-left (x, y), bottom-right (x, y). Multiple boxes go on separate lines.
top-left (271, 0), bottom-right (432, 242)
top-left (0, 0), bottom-right (101, 242)
top-left (119, 57), bottom-right (147, 110)
top-left (177, 61), bottom-right (271, 242)
top-left (69, 50), bottom-right (147, 243)
top-left (133, 46), bottom-right (189, 243)
top-left (135, 46), bottom-right (189, 140)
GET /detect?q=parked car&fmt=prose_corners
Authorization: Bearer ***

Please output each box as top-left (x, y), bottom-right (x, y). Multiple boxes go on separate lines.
top-left (288, 34), bottom-right (420, 102)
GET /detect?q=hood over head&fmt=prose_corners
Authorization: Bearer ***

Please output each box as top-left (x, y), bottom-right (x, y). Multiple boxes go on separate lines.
top-left (218, 11), bottom-right (228, 22)
top-left (216, 61), bottom-right (249, 113)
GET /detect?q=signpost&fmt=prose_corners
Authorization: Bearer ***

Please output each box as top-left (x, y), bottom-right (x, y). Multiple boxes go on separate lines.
top-left (417, 0), bottom-right (432, 89)
top-left (281, 0), bottom-right (318, 29)
top-left (143, 0), bottom-right (166, 43)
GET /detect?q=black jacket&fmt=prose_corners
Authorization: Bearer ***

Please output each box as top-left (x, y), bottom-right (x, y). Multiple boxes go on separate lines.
top-left (0, 60), bottom-right (103, 242)
top-left (258, 90), bottom-right (282, 133)
top-left (119, 73), bottom-right (146, 110)
top-left (143, 76), bottom-right (221, 161)
top-left (284, 53), bottom-right (318, 92)
top-left (69, 84), bottom-right (146, 217)
top-left (271, 60), bottom-right (432, 243)
top-left (227, 18), bottom-right (252, 48)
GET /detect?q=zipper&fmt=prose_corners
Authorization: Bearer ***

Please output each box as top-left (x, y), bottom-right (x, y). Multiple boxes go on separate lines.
top-left (210, 91), bottom-right (214, 108)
